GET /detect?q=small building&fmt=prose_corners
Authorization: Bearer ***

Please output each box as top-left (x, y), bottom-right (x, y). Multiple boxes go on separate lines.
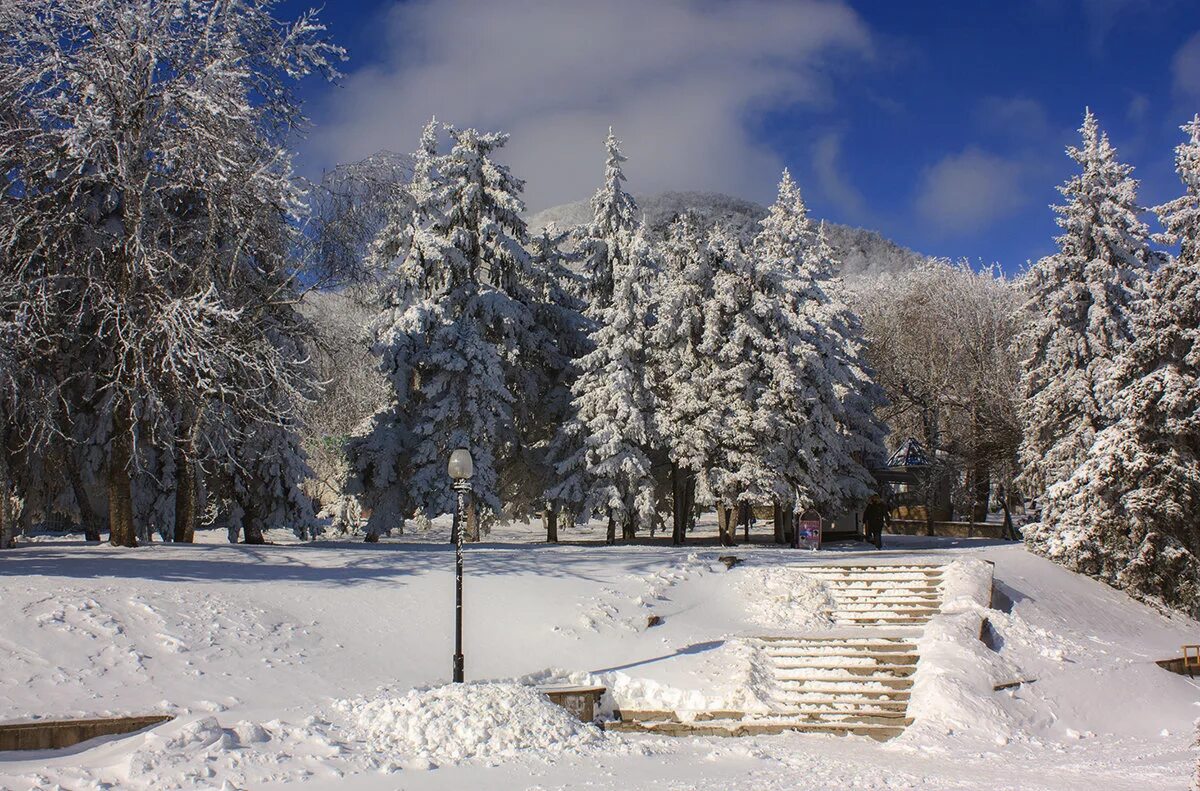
top-left (872, 437), bottom-right (952, 522)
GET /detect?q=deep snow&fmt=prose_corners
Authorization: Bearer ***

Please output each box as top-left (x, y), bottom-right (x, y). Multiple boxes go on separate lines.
top-left (0, 518), bottom-right (1197, 790)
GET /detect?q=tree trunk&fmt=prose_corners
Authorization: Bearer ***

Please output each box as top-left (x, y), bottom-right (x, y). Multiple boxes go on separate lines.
top-left (173, 414), bottom-right (199, 543)
top-left (242, 500), bottom-right (265, 544)
top-left (741, 501), bottom-right (751, 543)
top-left (466, 496), bottom-right (480, 543)
top-left (622, 514), bottom-right (636, 541)
top-left (107, 406), bottom-right (137, 547)
top-left (716, 501), bottom-right (736, 547)
top-left (544, 504), bottom-right (558, 543)
top-left (971, 461), bottom-right (990, 523)
top-left (671, 463), bottom-right (684, 546)
top-left (773, 503), bottom-right (785, 544)
top-left (64, 454), bottom-right (103, 542)
top-left (685, 477), bottom-right (697, 534)
top-left (606, 509), bottom-right (616, 545)
top-left (0, 437), bottom-right (14, 549)
top-left (364, 530), bottom-right (380, 543)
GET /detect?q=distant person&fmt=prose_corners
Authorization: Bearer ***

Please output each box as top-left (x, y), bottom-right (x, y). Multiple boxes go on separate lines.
top-left (997, 486), bottom-right (1022, 541)
top-left (863, 495), bottom-right (890, 549)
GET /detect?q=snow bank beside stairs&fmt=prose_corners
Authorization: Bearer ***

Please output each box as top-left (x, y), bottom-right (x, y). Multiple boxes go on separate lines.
top-left (337, 682), bottom-right (607, 766)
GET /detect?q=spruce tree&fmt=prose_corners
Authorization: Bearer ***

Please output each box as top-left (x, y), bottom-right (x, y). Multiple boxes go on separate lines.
top-left (1019, 110), bottom-right (1154, 555)
top-left (349, 122), bottom-right (555, 534)
top-left (566, 222), bottom-right (659, 543)
top-left (582, 128), bottom-right (639, 315)
top-left (651, 212), bottom-right (718, 544)
top-left (703, 226), bottom-right (787, 545)
top-left (1044, 116), bottom-right (1200, 616)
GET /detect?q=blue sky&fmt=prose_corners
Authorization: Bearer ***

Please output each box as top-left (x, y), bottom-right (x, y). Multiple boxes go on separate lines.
top-left (285, 0), bottom-right (1200, 273)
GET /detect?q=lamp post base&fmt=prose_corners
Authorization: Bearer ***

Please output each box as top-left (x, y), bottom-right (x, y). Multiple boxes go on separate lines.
top-left (453, 653), bottom-right (464, 683)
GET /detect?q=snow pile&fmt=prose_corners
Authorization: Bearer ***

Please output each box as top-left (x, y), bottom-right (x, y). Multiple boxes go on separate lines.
top-left (122, 715), bottom-right (347, 790)
top-left (735, 565), bottom-right (835, 631)
top-left (903, 610), bottom-right (1016, 748)
top-left (901, 559), bottom-right (1021, 747)
top-left (340, 683), bottom-right (606, 765)
top-left (939, 558), bottom-right (995, 611)
top-left (1192, 719), bottom-right (1200, 791)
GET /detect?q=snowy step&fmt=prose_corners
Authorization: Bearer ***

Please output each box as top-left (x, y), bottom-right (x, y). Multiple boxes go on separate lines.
top-left (766, 651), bottom-right (919, 665)
top-left (830, 589), bottom-right (943, 597)
top-left (832, 598), bottom-right (942, 605)
top-left (755, 636), bottom-right (916, 646)
top-left (775, 690), bottom-right (911, 703)
top-left (804, 564), bottom-right (946, 571)
top-left (830, 607), bottom-right (940, 612)
top-left (776, 676), bottom-right (913, 690)
top-left (835, 614), bottom-right (936, 624)
top-left (775, 667), bottom-right (916, 682)
top-left (603, 718), bottom-right (907, 741)
top-left (768, 698), bottom-right (910, 711)
top-left (772, 663), bottom-right (917, 677)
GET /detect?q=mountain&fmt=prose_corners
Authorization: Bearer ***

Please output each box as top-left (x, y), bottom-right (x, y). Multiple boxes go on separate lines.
top-left (527, 190), bottom-right (930, 281)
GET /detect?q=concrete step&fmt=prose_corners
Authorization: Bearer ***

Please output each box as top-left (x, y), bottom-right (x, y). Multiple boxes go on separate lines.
top-left (765, 697), bottom-right (910, 711)
top-left (755, 636), bottom-right (917, 646)
top-left (603, 718), bottom-right (907, 741)
top-left (776, 677), bottom-right (913, 690)
top-left (775, 690), bottom-right (911, 702)
top-left (766, 651), bottom-right (919, 665)
top-left (830, 607), bottom-right (940, 612)
top-left (773, 664), bottom-right (917, 678)
top-left (833, 614), bottom-right (933, 623)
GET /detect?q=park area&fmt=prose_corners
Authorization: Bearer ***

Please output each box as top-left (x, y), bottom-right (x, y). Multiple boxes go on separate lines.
top-left (0, 522), bottom-right (1196, 790)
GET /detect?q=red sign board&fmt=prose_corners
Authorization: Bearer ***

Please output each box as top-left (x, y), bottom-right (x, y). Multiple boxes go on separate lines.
top-left (796, 519), bottom-right (822, 550)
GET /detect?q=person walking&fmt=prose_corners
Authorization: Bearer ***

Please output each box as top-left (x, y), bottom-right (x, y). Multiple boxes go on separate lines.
top-left (863, 494), bottom-right (890, 549)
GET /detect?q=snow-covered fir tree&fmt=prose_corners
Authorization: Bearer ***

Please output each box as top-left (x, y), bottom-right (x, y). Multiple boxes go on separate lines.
top-left (1040, 116), bottom-right (1200, 616)
top-left (651, 212), bottom-right (719, 544)
top-left (738, 170), bottom-right (884, 528)
top-left (563, 220), bottom-right (660, 544)
top-left (349, 122), bottom-right (572, 537)
top-left (581, 129), bottom-right (639, 315)
top-left (801, 222), bottom-right (889, 511)
top-left (510, 225), bottom-right (588, 540)
top-left (700, 226), bottom-right (777, 545)
top-left (1019, 110), bottom-right (1155, 557)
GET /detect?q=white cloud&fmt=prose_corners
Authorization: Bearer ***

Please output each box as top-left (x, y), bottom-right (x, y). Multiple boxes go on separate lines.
top-left (976, 96), bottom-right (1052, 141)
top-left (307, 0), bottom-right (872, 211)
top-left (812, 132), bottom-right (868, 221)
top-left (915, 148), bottom-right (1026, 234)
top-left (1173, 31), bottom-right (1200, 97)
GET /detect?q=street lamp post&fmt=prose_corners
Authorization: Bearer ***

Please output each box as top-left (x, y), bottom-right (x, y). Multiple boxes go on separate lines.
top-left (448, 448), bottom-right (473, 684)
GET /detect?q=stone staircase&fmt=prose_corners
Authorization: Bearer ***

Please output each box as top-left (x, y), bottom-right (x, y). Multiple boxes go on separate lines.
top-left (804, 564), bottom-right (946, 627)
top-left (604, 563), bottom-right (946, 741)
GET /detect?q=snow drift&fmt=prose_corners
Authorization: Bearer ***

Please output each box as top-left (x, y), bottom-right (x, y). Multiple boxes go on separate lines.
top-left (338, 682), bottom-right (606, 765)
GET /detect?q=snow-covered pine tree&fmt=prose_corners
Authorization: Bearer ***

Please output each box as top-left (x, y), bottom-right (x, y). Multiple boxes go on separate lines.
top-left (1040, 116), bottom-right (1200, 616)
top-left (702, 225), bottom-right (794, 545)
top-left (345, 119), bottom-right (442, 541)
top-left (1019, 110), bottom-right (1155, 558)
top-left (651, 211), bottom-right (718, 544)
top-left (801, 222), bottom-right (889, 512)
top-left (581, 129), bottom-right (639, 316)
top-left (738, 170), bottom-right (883, 539)
top-left (350, 122), bottom-right (559, 535)
top-left (566, 221), bottom-right (660, 544)
top-left (525, 226), bottom-right (588, 541)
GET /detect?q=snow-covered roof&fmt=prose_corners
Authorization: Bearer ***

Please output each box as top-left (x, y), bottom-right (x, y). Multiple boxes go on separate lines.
top-left (886, 437), bottom-right (930, 468)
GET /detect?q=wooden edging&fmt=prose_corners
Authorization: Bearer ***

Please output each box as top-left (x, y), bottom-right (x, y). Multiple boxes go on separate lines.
top-left (0, 715), bottom-right (173, 752)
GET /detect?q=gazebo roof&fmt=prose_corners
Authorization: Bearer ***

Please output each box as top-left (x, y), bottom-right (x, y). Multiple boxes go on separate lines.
top-left (886, 437), bottom-right (930, 468)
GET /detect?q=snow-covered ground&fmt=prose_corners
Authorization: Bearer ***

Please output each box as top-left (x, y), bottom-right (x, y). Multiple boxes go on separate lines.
top-left (1, 518), bottom-right (1197, 790)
